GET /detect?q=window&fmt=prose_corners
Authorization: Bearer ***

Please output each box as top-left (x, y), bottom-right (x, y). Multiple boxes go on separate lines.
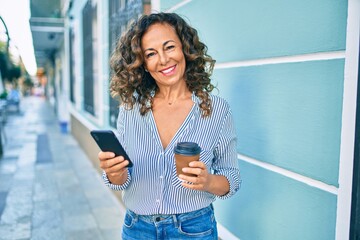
top-left (82, 0), bottom-right (99, 116)
top-left (108, 0), bottom-right (144, 128)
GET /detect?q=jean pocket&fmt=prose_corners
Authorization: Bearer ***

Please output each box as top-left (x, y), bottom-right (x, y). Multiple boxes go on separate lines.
top-left (123, 211), bottom-right (136, 229)
top-left (178, 210), bottom-right (215, 237)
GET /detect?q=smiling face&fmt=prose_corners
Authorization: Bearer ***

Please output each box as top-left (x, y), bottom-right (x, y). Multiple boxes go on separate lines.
top-left (141, 23), bottom-right (186, 89)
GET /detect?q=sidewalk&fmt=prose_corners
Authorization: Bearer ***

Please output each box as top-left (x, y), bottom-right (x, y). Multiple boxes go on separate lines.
top-left (0, 96), bottom-right (124, 240)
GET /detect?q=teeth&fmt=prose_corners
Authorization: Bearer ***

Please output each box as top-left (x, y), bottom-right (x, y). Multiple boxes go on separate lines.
top-left (162, 66), bottom-right (175, 74)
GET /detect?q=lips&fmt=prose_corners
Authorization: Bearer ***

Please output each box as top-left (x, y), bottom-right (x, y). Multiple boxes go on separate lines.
top-left (160, 65), bottom-right (176, 76)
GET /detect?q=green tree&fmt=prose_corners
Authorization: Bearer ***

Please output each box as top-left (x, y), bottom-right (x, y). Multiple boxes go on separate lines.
top-left (0, 50), bottom-right (9, 80)
top-left (8, 65), bottom-right (21, 81)
top-left (0, 41), bottom-right (25, 85)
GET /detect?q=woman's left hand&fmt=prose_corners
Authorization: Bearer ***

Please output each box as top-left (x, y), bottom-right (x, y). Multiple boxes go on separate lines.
top-left (179, 161), bottom-right (213, 192)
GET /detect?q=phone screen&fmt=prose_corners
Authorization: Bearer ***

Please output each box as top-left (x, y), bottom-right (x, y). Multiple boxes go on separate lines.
top-left (90, 130), bottom-right (133, 167)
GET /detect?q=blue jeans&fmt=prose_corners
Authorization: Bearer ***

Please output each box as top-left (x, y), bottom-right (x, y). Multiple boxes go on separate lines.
top-left (122, 205), bottom-right (218, 240)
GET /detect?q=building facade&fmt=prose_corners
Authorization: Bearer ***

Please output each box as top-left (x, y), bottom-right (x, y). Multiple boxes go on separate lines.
top-left (34, 0), bottom-right (360, 239)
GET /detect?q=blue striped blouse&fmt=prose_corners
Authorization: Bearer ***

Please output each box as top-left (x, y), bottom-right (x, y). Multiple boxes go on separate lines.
top-left (103, 93), bottom-right (241, 215)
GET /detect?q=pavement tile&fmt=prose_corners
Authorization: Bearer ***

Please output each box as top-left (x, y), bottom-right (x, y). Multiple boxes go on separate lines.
top-left (13, 167), bottom-right (35, 181)
top-left (0, 222), bottom-right (31, 239)
top-left (87, 194), bottom-right (118, 210)
top-left (0, 161), bottom-right (17, 174)
top-left (66, 228), bottom-right (104, 240)
top-left (63, 213), bottom-right (98, 232)
top-left (6, 187), bottom-right (33, 206)
top-left (0, 202), bottom-right (33, 225)
top-left (77, 170), bottom-right (101, 181)
top-left (0, 191), bottom-right (7, 217)
top-left (33, 189), bottom-right (59, 202)
top-left (32, 208), bottom-right (62, 228)
top-left (92, 207), bottom-right (123, 229)
top-left (36, 133), bottom-right (52, 164)
top-left (101, 228), bottom-right (122, 240)
top-left (31, 226), bottom-right (66, 240)
top-left (0, 156), bottom-right (18, 161)
top-left (83, 188), bottom-right (109, 199)
top-left (1, 150), bottom-right (20, 159)
top-left (55, 170), bottom-right (80, 189)
top-left (34, 165), bottom-right (56, 178)
top-left (0, 174), bottom-right (13, 192)
top-left (60, 191), bottom-right (88, 207)
top-left (13, 181), bottom-right (34, 194)
top-left (33, 199), bottom-right (62, 212)
top-left (61, 202), bottom-right (92, 218)
top-left (2, 143), bottom-right (22, 152)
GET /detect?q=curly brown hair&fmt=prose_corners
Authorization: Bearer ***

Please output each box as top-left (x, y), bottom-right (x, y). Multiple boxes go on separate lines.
top-left (110, 12), bottom-right (216, 117)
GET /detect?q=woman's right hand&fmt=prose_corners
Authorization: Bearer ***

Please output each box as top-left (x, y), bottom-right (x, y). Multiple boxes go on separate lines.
top-left (98, 151), bottom-right (130, 185)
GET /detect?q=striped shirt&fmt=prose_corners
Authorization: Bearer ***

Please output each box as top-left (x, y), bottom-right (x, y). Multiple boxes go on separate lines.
top-left (103, 93), bottom-right (240, 215)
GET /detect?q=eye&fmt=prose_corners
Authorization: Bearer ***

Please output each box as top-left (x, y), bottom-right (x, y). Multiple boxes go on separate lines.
top-left (165, 45), bottom-right (175, 51)
top-left (145, 52), bottom-right (156, 58)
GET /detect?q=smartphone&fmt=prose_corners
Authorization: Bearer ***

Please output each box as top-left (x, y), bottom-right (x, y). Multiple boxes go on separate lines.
top-left (90, 130), bottom-right (133, 167)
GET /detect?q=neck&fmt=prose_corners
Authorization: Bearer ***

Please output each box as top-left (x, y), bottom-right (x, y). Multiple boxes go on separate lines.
top-left (155, 85), bottom-right (191, 105)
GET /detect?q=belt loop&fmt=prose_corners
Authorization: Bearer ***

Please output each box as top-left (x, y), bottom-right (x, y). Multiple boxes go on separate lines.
top-left (134, 212), bottom-right (139, 222)
top-left (172, 214), bottom-right (179, 228)
top-left (129, 209), bottom-right (139, 222)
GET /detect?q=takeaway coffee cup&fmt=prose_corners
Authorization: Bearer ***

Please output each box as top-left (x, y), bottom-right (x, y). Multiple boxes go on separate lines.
top-left (174, 142), bottom-right (201, 177)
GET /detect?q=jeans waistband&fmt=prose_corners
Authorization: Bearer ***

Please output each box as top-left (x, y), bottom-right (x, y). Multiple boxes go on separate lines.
top-left (127, 205), bottom-right (214, 225)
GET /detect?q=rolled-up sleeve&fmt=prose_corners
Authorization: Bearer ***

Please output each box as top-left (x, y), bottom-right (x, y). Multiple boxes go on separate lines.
top-left (102, 169), bottom-right (131, 191)
top-left (213, 108), bottom-right (241, 199)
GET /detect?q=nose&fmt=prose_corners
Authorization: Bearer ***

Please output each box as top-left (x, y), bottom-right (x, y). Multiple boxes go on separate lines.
top-left (159, 51), bottom-right (169, 65)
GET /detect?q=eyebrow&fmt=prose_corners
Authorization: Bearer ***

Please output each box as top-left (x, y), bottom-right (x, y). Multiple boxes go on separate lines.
top-left (143, 40), bottom-right (176, 52)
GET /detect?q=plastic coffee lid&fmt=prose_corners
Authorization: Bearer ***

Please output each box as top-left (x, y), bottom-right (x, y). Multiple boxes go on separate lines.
top-left (174, 142), bottom-right (201, 156)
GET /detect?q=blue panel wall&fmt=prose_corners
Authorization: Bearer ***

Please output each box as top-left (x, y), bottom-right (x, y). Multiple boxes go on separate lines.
top-left (160, 0), bottom-right (184, 11)
top-left (213, 59), bottom-right (344, 186)
top-left (174, 0), bottom-right (347, 62)
top-left (214, 161), bottom-right (337, 240)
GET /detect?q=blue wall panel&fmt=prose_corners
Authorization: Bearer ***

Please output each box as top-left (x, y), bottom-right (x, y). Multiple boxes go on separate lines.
top-left (212, 59), bottom-right (344, 186)
top-left (174, 0), bottom-right (347, 62)
top-left (160, 0), bottom-right (184, 11)
top-left (214, 161), bottom-right (337, 240)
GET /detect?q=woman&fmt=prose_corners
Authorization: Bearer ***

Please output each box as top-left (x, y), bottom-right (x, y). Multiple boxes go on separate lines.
top-left (98, 12), bottom-right (240, 240)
